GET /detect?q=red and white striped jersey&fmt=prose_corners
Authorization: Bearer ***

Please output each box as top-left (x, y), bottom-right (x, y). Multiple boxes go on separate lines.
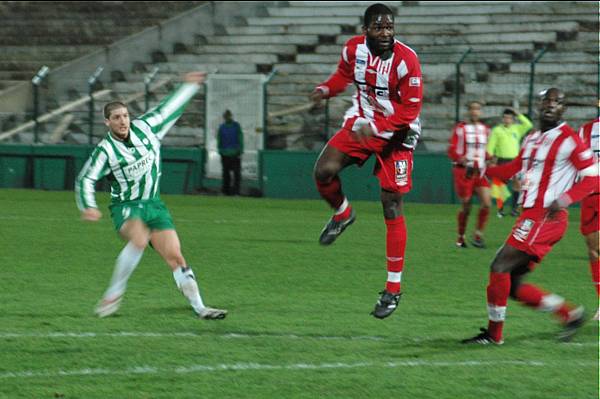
top-left (488, 123), bottom-right (595, 209)
top-left (315, 36), bottom-right (422, 142)
top-left (578, 117), bottom-right (600, 194)
top-left (447, 121), bottom-right (490, 170)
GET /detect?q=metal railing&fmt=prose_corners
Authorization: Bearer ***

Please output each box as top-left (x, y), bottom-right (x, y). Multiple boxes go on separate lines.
top-left (31, 66), bottom-right (50, 143)
top-left (527, 46), bottom-right (549, 119)
top-left (87, 66), bottom-right (104, 145)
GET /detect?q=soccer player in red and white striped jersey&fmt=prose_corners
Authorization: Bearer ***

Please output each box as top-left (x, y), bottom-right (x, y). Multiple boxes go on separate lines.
top-left (462, 88), bottom-right (598, 344)
top-left (578, 116), bottom-right (600, 320)
top-left (448, 101), bottom-right (492, 248)
top-left (310, 3), bottom-right (422, 319)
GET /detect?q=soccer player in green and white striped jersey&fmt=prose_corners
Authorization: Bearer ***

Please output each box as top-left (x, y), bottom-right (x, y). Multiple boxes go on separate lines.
top-left (76, 71), bottom-right (227, 320)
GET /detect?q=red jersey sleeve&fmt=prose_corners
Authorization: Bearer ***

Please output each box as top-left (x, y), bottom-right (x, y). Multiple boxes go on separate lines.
top-left (372, 49), bottom-right (423, 134)
top-left (447, 124), bottom-right (462, 162)
top-left (559, 133), bottom-right (597, 206)
top-left (315, 40), bottom-right (355, 98)
top-left (485, 154), bottom-right (523, 181)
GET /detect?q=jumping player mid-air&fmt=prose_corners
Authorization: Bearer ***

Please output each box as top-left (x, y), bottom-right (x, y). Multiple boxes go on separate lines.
top-left (76, 71), bottom-right (227, 320)
top-left (310, 3), bottom-right (422, 319)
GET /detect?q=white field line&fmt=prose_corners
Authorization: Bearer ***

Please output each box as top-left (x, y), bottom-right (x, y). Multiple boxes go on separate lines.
top-left (1, 359), bottom-right (596, 380)
top-left (0, 331), bottom-right (597, 347)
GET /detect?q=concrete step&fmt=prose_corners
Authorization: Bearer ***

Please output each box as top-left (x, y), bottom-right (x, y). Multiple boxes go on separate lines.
top-left (271, 4), bottom-right (512, 17)
top-left (203, 34), bottom-right (321, 46)
top-left (487, 72), bottom-right (598, 86)
top-left (171, 53), bottom-right (278, 65)
top-left (316, 43), bottom-right (536, 56)
top-left (349, 21), bottom-right (580, 36)
top-left (154, 62), bottom-right (259, 75)
top-left (225, 25), bottom-right (342, 36)
top-left (510, 62), bottom-right (597, 74)
top-left (337, 32), bottom-right (558, 46)
top-left (246, 16), bottom-right (360, 26)
top-left (270, 73), bottom-right (330, 84)
top-left (195, 44), bottom-right (297, 55)
top-left (395, 13), bottom-right (596, 25)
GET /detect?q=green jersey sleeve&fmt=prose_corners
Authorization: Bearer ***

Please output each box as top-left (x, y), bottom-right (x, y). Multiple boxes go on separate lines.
top-left (138, 82), bottom-right (200, 140)
top-left (75, 146), bottom-right (111, 210)
top-left (515, 114), bottom-right (533, 139)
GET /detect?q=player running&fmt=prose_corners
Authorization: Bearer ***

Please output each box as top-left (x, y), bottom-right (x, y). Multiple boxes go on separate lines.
top-left (310, 3), bottom-right (423, 319)
top-left (75, 71), bottom-right (227, 320)
top-left (578, 116), bottom-right (600, 320)
top-left (448, 101), bottom-right (492, 248)
top-left (462, 88), bottom-right (597, 344)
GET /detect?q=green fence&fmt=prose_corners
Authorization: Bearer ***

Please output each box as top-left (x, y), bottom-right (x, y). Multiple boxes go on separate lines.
top-left (260, 150), bottom-right (454, 203)
top-left (0, 144), bottom-right (205, 194)
top-left (0, 145), bottom-right (455, 203)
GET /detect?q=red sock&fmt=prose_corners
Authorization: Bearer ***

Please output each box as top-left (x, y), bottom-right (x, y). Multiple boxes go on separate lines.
top-left (486, 272), bottom-right (510, 342)
top-left (516, 283), bottom-right (573, 323)
top-left (385, 216), bottom-right (406, 294)
top-left (458, 211), bottom-right (467, 236)
top-left (590, 259), bottom-right (599, 296)
top-left (316, 177), bottom-right (344, 210)
top-left (497, 198), bottom-right (504, 210)
top-left (476, 207), bottom-right (489, 232)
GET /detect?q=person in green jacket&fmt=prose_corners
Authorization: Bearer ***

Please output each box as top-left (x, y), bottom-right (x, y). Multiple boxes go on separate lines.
top-left (486, 108), bottom-right (533, 217)
top-left (217, 110), bottom-right (244, 195)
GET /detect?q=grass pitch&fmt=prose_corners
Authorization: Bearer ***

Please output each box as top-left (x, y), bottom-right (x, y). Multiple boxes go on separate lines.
top-left (0, 189), bottom-right (597, 398)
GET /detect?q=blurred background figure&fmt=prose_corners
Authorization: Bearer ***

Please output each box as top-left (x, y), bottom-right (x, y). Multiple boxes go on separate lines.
top-left (487, 107), bottom-right (533, 217)
top-left (217, 109), bottom-right (244, 196)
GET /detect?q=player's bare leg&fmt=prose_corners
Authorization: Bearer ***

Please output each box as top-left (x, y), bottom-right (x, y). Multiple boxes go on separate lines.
top-left (372, 190), bottom-right (405, 319)
top-left (471, 186), bottom-right (491, 248)
top-left (150, 229), bottom-right (227, 320)
top-left (96, 219), bottom-right (149, 317)
top-left (314, 144), bottom-right (357, 245)
top-left (583, 231), bottom-right (599, 320)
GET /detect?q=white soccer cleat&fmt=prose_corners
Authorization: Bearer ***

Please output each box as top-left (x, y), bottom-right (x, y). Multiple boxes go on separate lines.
top-left (594, 308), bottom-right (599, 321)
top-left (95, 295), bottom-right (123, 318)
top-left (197, 307), bottom-right (228, 320)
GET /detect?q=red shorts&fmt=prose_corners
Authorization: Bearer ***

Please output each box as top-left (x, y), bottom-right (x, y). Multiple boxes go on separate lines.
top-left (328, 127), bottom-right (413, 194)
top-left (452, 166), bottom-right (490, 200)
top-left (506, 208), bottom-right (568, 261)
top-left (580, 193), bottom-right (599, 236)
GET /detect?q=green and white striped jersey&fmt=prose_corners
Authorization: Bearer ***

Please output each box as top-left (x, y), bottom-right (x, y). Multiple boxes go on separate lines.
top-left (75, 82), bottom-right (199, 210)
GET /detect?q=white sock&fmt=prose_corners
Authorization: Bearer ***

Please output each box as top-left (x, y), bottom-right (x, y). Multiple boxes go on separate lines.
top-left (173, 266), bottom-right (205, 314)
top-left (104, 242), bottom-right (144, 299)
top-left (335, 197), bottom-right (349, 215)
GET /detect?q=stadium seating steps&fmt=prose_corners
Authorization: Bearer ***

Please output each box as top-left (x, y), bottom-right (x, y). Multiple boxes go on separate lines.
top-left (1, 1), bottom-right (597, 150)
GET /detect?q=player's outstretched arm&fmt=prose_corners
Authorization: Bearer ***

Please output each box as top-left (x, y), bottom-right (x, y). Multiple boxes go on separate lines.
top-left (139, 71), bottom-right (205, 139)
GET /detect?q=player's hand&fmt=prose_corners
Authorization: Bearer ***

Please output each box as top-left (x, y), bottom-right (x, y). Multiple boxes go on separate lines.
top-left (184, 71), bottom-right (207, 85)
top-left (81, 208), bottom-right (102, 222)
top-left (546, 200), bottom-right (563, 220)
top-left (309, 88), bottom-right (325, 107)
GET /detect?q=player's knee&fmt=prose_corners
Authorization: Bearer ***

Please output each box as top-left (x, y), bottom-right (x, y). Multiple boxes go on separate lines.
top-left (588, 247), bottom-right (599, 262)
top-left (314, 164), bottom-right (336, 183)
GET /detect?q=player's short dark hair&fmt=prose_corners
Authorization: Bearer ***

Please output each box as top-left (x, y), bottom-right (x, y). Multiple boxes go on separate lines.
top-left (503, 108), bottom-right (516, 116)
top-left (363, 3), bottom-right (394, 27)
top-left (103, 101), bottom-right (128, 119)
top-left (467, 100), bottom-right (483, 109)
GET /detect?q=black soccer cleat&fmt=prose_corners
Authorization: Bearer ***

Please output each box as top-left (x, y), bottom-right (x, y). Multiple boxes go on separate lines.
top-left (371, 290), bottom-right (402, 319)
top-left (470, 236), bottom-right (486, 249)
top-left (461, 328), bottom-right (504, 345)
top-left (558, 307), bottom-right (585, 342)
top-left (319, 209), bottom-right (356, 245)
top-left (456, 239), bottom-right (468, 248)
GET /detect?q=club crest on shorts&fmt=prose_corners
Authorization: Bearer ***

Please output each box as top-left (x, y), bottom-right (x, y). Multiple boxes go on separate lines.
top-left (395, 160), bottom-right (408, 186)
top-left (513, 218), bottom-right (534, 242)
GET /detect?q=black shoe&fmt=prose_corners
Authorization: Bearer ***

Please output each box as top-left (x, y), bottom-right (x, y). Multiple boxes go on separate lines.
top-left (510, 209), bottom-right (520, 217)
top-left (371, 290), bottom-right (402, 319)
top-left (470, 237), bottom-right (486, 249)
top-left (461, 328), bottom-right (503, 345)
top-left (319, 209), bottom-right (355, 245)
top-left (558, 307), bottom-right (585, 342)
top-left (456, 237), bottom-right (467, 248)
top-left (497, 211), bottom-right (505, 218)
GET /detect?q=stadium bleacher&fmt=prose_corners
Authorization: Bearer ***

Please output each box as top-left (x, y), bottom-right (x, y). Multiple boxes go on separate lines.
top-left (0, 1), bottom-right (597, 150)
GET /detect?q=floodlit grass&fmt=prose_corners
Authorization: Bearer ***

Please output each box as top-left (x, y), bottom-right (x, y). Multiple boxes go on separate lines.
top-left (0, 189), bottom-right (597, 398)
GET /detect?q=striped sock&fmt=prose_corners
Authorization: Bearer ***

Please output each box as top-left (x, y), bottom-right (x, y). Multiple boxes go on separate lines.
top-left (385, 216), bottom-right (406, 294)
top-left (487, 272), bottom-right (510, 343)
